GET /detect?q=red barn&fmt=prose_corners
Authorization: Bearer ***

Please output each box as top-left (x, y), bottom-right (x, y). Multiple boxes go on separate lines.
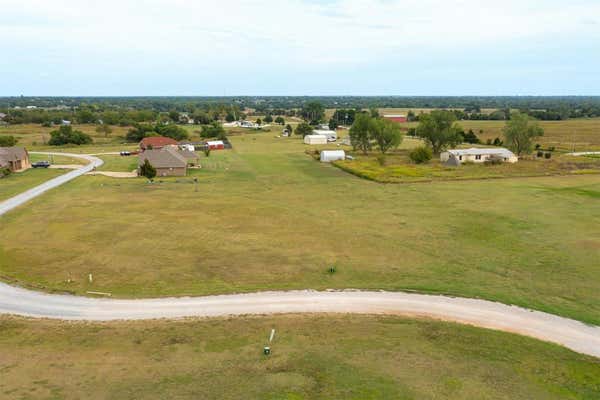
top-left (139, 136), bottom-right (178, 151)
top-left (206, 140), bottom-right (225, 150)
top-left (383, 114), bottom-right (407, 123)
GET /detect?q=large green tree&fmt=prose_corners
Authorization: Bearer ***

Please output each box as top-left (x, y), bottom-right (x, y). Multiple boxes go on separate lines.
top-left (416, 110), bottom-right (463, 154)
top-left (372, 118), bottom-right (403, 154)
top-left (295, 122), bottom-right (314, 138)
top-left (502, 111), bottom-right (544, 155)
top-left (349, 113), bottom-right (373, 154)
top-left (0, 135), bottom-right (18, 147)
top-left (300, 101), bottom-right (325, 125)
top-left (48, 125), bottom-right (93, 146)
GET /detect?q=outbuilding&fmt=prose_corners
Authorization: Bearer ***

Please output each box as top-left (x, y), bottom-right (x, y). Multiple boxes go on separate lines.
top-left (206, 140), bottom-right (225, 150)
top-left (304, 135), bottom-right (328, 145)
top-left (313, 129), bottom-right (337, 142)
top-left (383, 114), bottom-right (407, 123)
top-left (320, 150), bottom-right (345, 163)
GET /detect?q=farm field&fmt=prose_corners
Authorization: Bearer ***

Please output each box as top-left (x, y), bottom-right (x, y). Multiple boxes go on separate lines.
top-left (1, 133), bottom-right (599, 325)
top-left (1, 314), bottom-right (599, 400)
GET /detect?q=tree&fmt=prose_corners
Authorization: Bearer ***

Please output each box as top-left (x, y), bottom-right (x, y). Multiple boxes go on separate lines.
top-left (502, 111), bottom-right (544, 156)
top-left (0, 135), bottom-right (18, 147)
top-left (416, 110), bottom-right (463, 154)
top-left (461, 129), bottom-right (480, 144)
top-left (300, 101), bottom-right (325, 125)
top-left (225, 112), bottom-right (235, 122)
top-left (275, 116), bottom-right (285, 125)
top-left (139, 159), bottom-right (156, 179)
top-left (349, 113), bottom-right (373, 154)
top-left (256, 118), bottom-right (262, 126)
top-left (264, 114), bottom-right (273, 123)
top-left (168, 110), bottom-right (180, 122)
top-left (126, 123), bottom-right (156, 142)
top-left (95, 124), bottom-right (113, 137)
top-left (48, 125), bottom-right (93, 145)
top-left (156, 124), bottom-right (189, 141)
top-left (372, 118), bottom-right (403, 154)
top-left (200, 122), bottom-right (225, 138)
top-left (295, 122), bottom-right (313, 138)
top-left (75, 109), bottom-right (96, 124)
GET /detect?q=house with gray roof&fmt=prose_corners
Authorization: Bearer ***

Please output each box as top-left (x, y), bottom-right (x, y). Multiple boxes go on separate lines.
top-left (441, 148), bottom-right (518, 166)
top-left (0, 147), bottom-right (31, 173)
top-left (138, 146), bottom-right (188, 177)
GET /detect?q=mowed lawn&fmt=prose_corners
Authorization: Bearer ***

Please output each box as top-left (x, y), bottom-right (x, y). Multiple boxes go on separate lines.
top-left (0, 168), bottom-right (66, 202)
top-left (1, 134), bottom-right (600, 324)
top-left (1, 314), bottom-right (599, 400)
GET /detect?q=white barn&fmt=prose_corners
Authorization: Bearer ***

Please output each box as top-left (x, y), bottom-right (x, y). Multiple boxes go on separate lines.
top-left (320, 150), bottom-right (345, 163)
top-left (304, 135), bottom-right (328, 145)
top-left (313, 129), bottom-right (337, 142)
top-left (440, 148), bottom-right (518, 166)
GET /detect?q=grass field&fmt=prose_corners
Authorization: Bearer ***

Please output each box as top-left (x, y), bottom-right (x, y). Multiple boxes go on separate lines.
top-left (1, 133), bottom-right (599, 325)
top-left (0, 168), bottom-right (66, 202)
top-left (96, 154), bottom-right (139, 172)
top-left (1, 314), bottom-right (599, 400)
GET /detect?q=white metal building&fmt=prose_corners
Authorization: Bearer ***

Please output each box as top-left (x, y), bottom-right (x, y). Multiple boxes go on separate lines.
top-left (320, 150), bottom-right (346, 163)
top-left (304, 135), bottom-right (328, 145)
top-left (313, 129), bottom-right (337, 142)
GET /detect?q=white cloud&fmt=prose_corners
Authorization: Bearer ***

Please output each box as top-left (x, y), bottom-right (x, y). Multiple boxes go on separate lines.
top-left (1, 0), bottom-right (599, 95)
top-left (2, 0), bottom-right (599, 65)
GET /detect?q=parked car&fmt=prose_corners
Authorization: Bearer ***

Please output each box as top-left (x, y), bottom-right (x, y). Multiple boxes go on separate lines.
top-left (120, 151), bottom-right (131, 156)
top-left (32, 161), bottom-right (50, 168)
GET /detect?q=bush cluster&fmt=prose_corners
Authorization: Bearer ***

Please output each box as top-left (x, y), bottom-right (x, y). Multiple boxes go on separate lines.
top-left (409, 146), bottom-right (433, 164)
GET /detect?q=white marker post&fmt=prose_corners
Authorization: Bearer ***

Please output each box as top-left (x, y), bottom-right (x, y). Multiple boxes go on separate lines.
top-left (269, 329), bottom-right (275, 342)
top-left (88, 273), bottom-right (93, 283)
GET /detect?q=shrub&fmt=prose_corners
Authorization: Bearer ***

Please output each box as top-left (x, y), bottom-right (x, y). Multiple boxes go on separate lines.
top-left (409, 146), bottom-right (433, 164)
top-left (139, 159), bottom-right (156, 179)
top-left (535, 143), bottom-right (541, 150)
top-left (544, 152), bottom-right (552, 159)
top-left (537, 151), bottom-right (544, 158)
top-left (376, 154), bottom-right (387, 166)
top-left (48, 125), bottom-right (93, 146)
top-left (548, 146), bottom-right (556, 152)
top-left (200, 122), bottom-right (225, 139)
top-left (0, 167), bottom-right (11, 178)
top-left (0, 135), bottom-right (18, 147)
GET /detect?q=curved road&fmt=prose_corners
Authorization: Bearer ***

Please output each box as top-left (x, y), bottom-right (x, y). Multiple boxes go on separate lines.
top-left (0, 152), bottom-right (599, 358)
top-left (0, 152), bottom-right (103, 216)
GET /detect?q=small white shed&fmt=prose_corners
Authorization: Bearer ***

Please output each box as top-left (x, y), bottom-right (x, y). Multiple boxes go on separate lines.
top-left (304, 135), bottom-right (328, 145)
top-left (320, 150), bottom-right (346, 163)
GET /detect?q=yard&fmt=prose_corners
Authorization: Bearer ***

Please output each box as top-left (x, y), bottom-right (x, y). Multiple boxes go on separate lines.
top-left (0, 168), bottom-right (65, 202)
top-left (1, 133), bottom-right (599, 325)
top-left (1, 314), bottom-right (599, 399)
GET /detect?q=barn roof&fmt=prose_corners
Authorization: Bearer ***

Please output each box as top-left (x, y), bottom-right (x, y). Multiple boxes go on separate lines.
top-left (138, 147), bottom-right (187, 169)
top-left (140, 136), bottom-right (178, 149)
top-left (447, 148), bottom-right (516, 157)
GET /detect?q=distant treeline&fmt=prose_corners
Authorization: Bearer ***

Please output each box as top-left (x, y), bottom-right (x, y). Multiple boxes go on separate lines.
top-left (1, 96), bottom-right (600, 125)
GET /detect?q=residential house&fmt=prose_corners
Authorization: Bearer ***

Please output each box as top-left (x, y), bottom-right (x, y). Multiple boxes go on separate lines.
top-left (0, 147), bottom-right (31, 172)
top-left (138, 146), bottom-right (188, 177)
top-left (440, 148), bottom-right (518, 166)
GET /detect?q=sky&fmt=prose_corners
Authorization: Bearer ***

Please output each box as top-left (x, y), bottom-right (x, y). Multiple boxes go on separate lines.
top-left (1, 0), bottom-right (599, 96)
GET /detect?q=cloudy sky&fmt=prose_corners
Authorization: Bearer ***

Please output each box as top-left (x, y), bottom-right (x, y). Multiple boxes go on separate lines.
top-left (1, 0), bottom-right (599, 95)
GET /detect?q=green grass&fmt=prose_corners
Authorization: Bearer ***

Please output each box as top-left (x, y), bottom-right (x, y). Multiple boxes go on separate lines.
top-left (1, 134), bottom-right (600, 325)
top-left (96, 154), bottom-right (139, 172)
top-left (1, 314), bottom-right (599, 400)
top-left (29, 153), bottom-right (88, 165)
top-left (0, 168), bottom-right (66, 201)
top-left (333, 152), bottom-right (600, 183)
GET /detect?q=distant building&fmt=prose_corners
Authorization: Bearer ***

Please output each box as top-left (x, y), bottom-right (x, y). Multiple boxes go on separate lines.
top-left (61, 120), bottom-right (71, 126)
top-left (440, 148), bottom-right (518, 166)
top-left (320, 150), bottom-right (345, 163)
top-left (0, 113), bottom-right (7, 120)
top-left (206, 140), bottom-right (225, 150)
top-left (0, 147), bottom-right (31, 172)
top-left (139, 136), bottom-right (179, 151)
top-left (383, 114), bottom-right (407, 123)
top-left (313, 129), bottom-right (337, 142)
top-left (304, 135), bottom-right (328, 145)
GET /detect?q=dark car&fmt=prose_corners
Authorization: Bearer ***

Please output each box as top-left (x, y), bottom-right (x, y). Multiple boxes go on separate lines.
top-left (120, 151), bottom-right (131, 156)
top-left (32, 161), bottom-right (51, 168)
